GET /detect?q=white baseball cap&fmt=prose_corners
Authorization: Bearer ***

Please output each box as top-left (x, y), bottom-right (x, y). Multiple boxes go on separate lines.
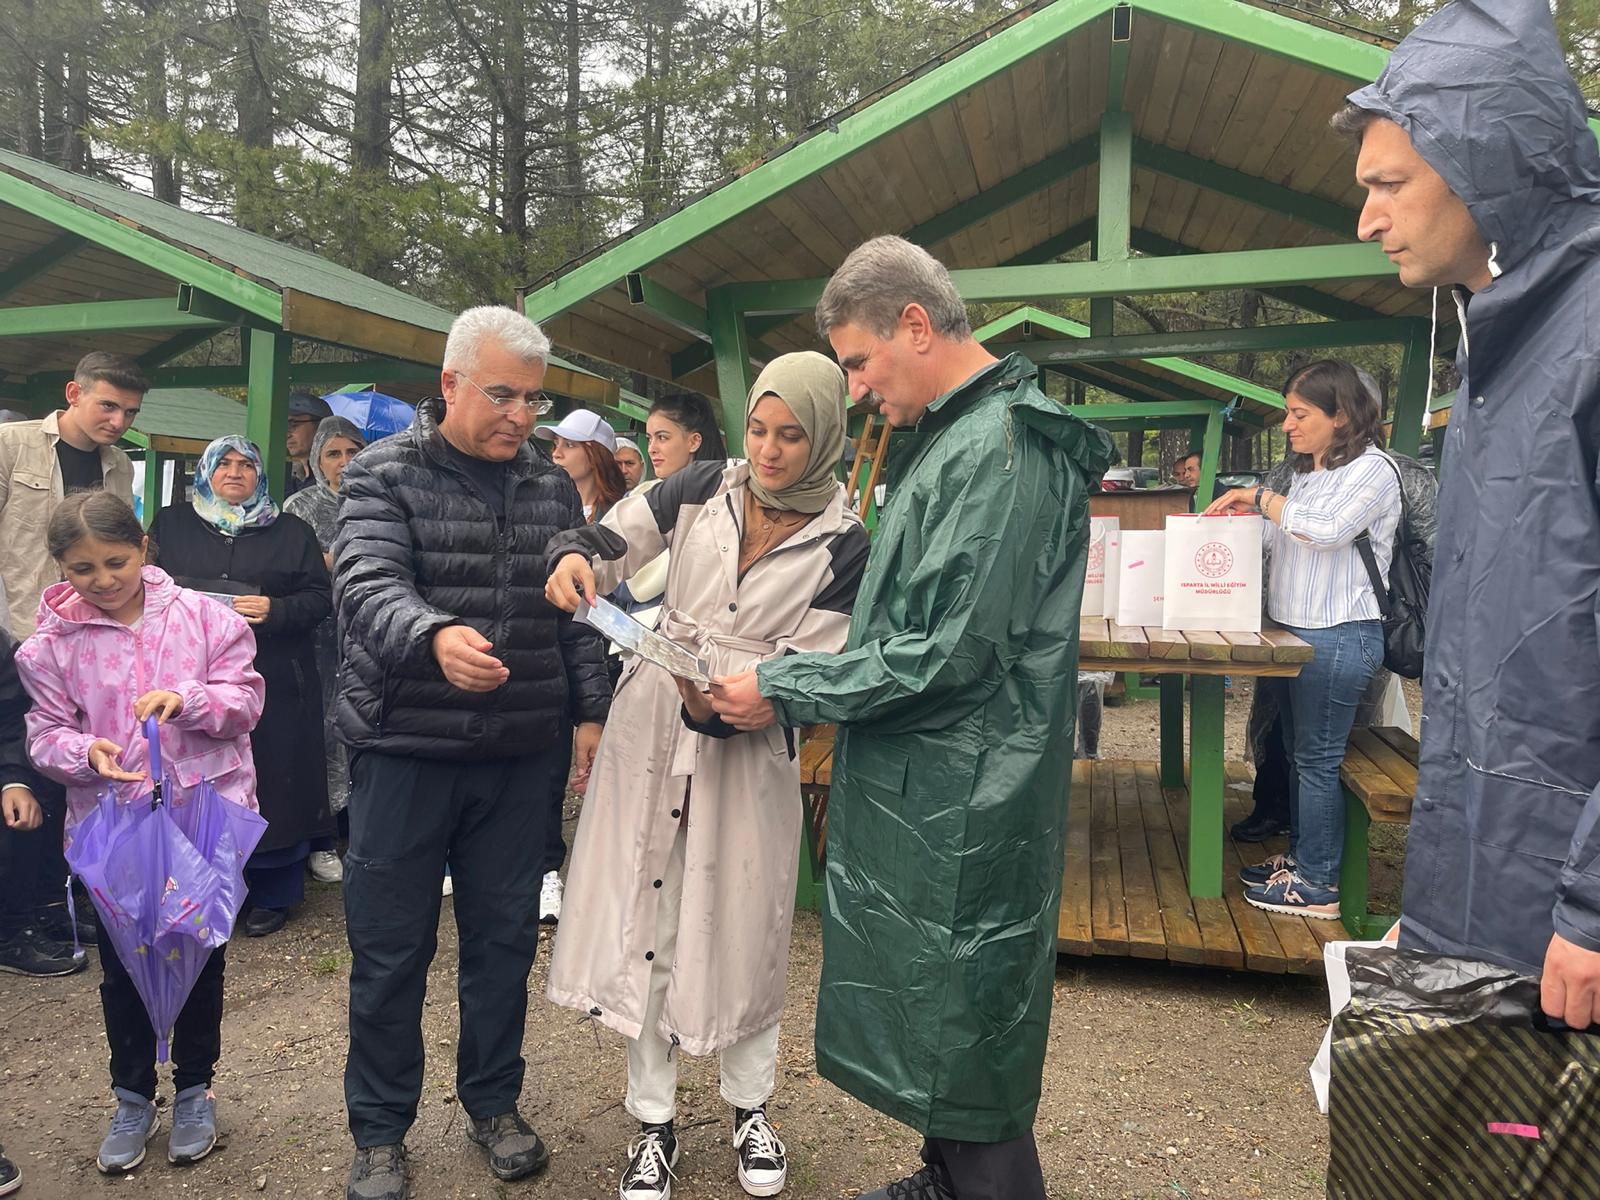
top-left (534, 408), bottom-right (617, 453)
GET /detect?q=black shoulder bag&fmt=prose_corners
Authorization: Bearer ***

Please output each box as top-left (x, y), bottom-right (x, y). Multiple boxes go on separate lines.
top-left (1354, 454), bottom-right (1428, 679)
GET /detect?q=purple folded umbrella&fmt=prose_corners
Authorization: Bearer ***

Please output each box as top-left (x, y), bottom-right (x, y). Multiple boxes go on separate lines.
top-left (65, 718), bottom-right (267, 1060)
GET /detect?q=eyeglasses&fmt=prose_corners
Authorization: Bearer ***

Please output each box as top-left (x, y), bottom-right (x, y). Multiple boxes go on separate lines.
top-left (454, 371), bottom-right (553, 416)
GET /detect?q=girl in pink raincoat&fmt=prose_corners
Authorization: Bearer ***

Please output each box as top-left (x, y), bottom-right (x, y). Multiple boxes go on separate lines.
top-left (15, 491), bottom-right (263, 1176)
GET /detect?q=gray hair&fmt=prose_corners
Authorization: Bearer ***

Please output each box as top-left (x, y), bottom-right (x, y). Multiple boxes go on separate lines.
top-left (443, 305), bottom-right (551, 373)
top-left (815, 235), bottom-right (971, 341)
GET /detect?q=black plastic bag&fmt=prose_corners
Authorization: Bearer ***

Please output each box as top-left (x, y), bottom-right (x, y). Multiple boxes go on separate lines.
top-left (1328, 948), bottom-right (1600, 1199)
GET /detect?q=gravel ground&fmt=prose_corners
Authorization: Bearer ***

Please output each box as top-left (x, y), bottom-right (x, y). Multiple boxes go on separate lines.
top-left (0, 687), bottom-right (1372, 1200)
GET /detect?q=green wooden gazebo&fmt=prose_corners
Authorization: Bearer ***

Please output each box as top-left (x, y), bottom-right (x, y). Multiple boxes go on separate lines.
top-left (515, 0), bottom-right (1523, 455)
top-left (0, 148), bottom-right (625, 501)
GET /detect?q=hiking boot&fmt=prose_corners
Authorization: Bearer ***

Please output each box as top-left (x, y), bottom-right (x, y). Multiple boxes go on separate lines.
top-left (0, 1143), bottom-right (19, 1197)
top-left (347, 1144), bottom-right (408, 1200)
top-left (855, 1163), bottom-right (957, 1200)
top-left (309, 851), bottom-right (344, 884)
top-left (168, 1084), bottom-right (217, 1164)
top-left (621, 1123), bottom-right (679, 1200)
top-left (733, 1106), bottom-right (787, 1196)
top-left (1230, 812), bottom-right (1291, 843)
top-left (1238, 853), bottom-right (1296, 889)
top-left (540, 871), bottom-right (563, 924)
top-left (35, 899), bottom-right (97, 945)
top-left (1245, 869), bottom-right (1341, 919)
top-left (466, 1110), bottom-right (549, 1182)
top-left (243, 906), bottom-right (287, 937)
top-left (97, 1088), bottom-right (160, 1173)
top-left (0, 925), bottom-right (87, 977)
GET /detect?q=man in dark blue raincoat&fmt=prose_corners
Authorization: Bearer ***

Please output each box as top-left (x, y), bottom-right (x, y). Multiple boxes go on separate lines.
top-left (1335, 0), bottom-right (1600, 1025)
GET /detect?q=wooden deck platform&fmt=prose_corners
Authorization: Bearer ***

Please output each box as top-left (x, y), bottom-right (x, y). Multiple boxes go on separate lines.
top-left (1058, 759), bottom-right (1341, 975)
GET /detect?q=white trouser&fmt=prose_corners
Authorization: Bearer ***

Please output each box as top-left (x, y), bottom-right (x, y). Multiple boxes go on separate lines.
top-left (624, 825), bottom-right (780, 1124)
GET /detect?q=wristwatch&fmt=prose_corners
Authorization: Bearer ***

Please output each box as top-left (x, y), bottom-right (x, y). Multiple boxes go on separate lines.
top-left (1254, 486), bottom-right (1266, 511)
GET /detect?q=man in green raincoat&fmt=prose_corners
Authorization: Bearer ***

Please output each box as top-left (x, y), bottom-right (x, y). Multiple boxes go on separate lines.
top-left (712, 236), bottom-right (1115, 1200)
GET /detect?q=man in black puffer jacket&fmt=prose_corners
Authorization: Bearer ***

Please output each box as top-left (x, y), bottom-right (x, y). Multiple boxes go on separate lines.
top-left (332, 306), bottom-right (611, 1200)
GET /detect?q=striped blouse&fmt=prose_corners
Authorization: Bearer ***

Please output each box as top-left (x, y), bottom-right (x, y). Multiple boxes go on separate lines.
top-left (1264, 445), bottom-right (1402, 629)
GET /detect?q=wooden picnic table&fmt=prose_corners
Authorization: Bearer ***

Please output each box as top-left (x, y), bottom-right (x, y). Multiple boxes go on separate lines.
top-left (796, 620), bottom-right (1313, 911)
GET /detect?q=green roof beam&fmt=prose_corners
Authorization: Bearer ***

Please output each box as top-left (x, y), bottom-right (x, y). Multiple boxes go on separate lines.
top-left (137, 327), bottom-right (223, 368)
top-left (1097, 114), bottom-right (1133, 262)
top-left (244, 328), bottom-right (290, 497)
top-left (1013, 317), bottom-right (1418, 361)
top-left (670, 310), bottom-right (795, 379)
top-left (0, 171), bottom-right (283, 322)
top-left (1136, 0), bottom-right (1390, 82)
top-left (0, 298), bottom-right (234, 338)
top-left (904, 137), bottom-right (1097, 250)
top-left (1390, 318), bottom-right (1432, 458)
top-left (1106, 3), bottom-right (1132, 111)
top-left (1001, 219), bottom-right (1096, 267)
top-left (1067, 400), bottom-right (1216, 421)
top-left (0, 232), bottom-right (87, 300)
top-left (1133, 139), bottom-right (1359, 234)
top-left (521, 0), bottom-right (1116, 322)
top-left (626, 272), bottom-right (786, 365)
top-left (723, 242), bottom-right (1395, 316)
top-left (708, 289), bottom-right (753, 455)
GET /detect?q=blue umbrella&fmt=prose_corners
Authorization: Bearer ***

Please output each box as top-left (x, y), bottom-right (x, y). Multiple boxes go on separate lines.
top-left (323, 391), bottom-right (416, 440)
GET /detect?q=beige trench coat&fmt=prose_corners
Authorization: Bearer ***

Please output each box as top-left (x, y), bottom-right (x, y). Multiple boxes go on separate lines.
top-left (545, 461), bottom-right (868, 1056)
top-left (0, 411), bottom-right (134, 636)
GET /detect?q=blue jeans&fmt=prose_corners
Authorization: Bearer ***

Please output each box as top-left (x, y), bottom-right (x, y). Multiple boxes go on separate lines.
top-left (1280, 621), bottom-right (1383, 888)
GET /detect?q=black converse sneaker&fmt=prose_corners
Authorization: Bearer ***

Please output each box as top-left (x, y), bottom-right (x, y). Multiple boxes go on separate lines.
top-left (733, 1107), bottom-right (787, 1197)
top-left (620, 1122), bottom-right (678, 1200)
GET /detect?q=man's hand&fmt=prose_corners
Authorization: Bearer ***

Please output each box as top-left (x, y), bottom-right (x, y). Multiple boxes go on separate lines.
top-left (88, 738), bottom-right (146, 783)
top-left (676, 676), bottom-right (716, 724)
top-left (1, 785), bottom-right (41, 831)
top-left (1541, 932), bottom-right (1600, 1029)
top-left (132, 689), bottom-right (184, 724)
top-left (571, 721), bottom-right (603, 792)
top-left (232, 595), bottom-right (271, 625)
top-left (545, 554), bottom-right (597, 613)
top-left (710, 671), bottom-right (776, 731)
top-left (431, 625), bottom-right (509, 692)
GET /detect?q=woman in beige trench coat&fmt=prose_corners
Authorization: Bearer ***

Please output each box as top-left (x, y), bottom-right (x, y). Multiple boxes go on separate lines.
top-left (545, 353), bottom-right (867, 1200)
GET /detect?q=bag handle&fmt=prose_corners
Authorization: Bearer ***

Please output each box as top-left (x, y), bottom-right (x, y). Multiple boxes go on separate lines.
top-left (142, 715), bottom-right (164, 808)
top-left (1354, 451), bottom-right (1407, 619)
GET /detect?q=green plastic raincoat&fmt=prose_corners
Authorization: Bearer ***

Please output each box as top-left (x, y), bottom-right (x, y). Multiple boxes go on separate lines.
top-left (757, 354), bottom-right (1115, 1141)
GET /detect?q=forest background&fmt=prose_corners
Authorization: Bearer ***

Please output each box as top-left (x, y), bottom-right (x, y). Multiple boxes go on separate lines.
top-left (1, 0), bottom-right (1595, 468)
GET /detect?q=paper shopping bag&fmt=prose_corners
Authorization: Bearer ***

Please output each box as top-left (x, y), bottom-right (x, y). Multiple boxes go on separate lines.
top-left (1162, 514), bottom-right (1263, 633)
top-left (1082, 516), bottom-right (1120, 618)
top-left (1115, 530), bottom-right (1164, 627)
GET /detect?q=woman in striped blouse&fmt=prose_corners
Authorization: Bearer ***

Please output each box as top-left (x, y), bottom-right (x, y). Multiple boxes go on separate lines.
top-left (1206, 360), bottom-right (1402, 919)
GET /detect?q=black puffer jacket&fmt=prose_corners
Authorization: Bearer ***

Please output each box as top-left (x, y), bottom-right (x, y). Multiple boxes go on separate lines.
top-left (331, 398), bottom-right (611, 760)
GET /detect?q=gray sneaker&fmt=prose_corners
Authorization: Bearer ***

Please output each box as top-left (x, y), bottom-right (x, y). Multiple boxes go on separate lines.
top-left (168, 1084), bottom-right (217, 1164)
top-left (97, 1088), bottom-right (160, 1173)
top-left (347, 1143), bottom-right (408, 1200)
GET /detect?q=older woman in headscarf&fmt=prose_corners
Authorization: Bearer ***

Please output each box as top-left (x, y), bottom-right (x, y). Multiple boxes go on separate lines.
top-left (284, 416), bottom-right (365, 880)
top-left (543, 352), bottom-right (870, 1200)
top-left (149, 437), bottom-right (333, 938)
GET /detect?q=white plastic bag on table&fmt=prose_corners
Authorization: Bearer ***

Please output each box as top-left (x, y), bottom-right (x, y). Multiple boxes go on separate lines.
top-left (1162, 514), bottom-right (1263, 633)
top-left (1115, 530), bottom-right (1164, 627)
top-left (1311, 937), bottom-right (1392, 1114)
top-left (1082, 516), bottom-right (1120, 617)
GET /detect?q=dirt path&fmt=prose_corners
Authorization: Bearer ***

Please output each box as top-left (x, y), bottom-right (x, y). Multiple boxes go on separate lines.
top-left (1, 691), bottom-right (1341, 1199)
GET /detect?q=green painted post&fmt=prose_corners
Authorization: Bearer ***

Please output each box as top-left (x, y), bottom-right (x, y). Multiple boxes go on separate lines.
top-left (142, 450), bottom-right (164, 526)
top-left (1159, 674), bottom-right (1184, 788)
top-left (1188, 674), bottom-right (1226, 898)
top-left (1389, 320), bottom-right (1432, 459)
top-left (1195, 408), bottom-right (1224, 504)
top-left (1097, 113), bottom-right (1133, 262)
top-left (244, 328), bottom-right (291, 499)
top-left (706, 289), bottom-right (753, 455)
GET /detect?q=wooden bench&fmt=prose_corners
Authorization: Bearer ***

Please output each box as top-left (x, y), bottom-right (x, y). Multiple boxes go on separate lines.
top-left (1339, 725), bottom-right (1418, 939)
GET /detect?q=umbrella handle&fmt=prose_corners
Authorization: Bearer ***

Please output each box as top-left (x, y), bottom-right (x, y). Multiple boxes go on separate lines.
top-left (142, 715), bottom-right (164, 804)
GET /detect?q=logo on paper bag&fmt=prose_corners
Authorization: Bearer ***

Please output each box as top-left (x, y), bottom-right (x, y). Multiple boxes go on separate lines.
top-left (1088, 540), bottom-right (1105, 573)
top-left (1195, 542), bottom-right (1234, 579)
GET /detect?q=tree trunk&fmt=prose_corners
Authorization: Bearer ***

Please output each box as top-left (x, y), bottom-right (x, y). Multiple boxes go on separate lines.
top-left (141, 0), bottom-right (180, 202)
top-left (562, 0), bottom-right (586, 255)
top-left (352, 0), bottom-right (392, 173)
top-left (502, 0), bottom-right (529, 270)
top-left (233, 0), bottom-right (275, 233)
top-left (13, 0), bottom-right (42, 157)
top-left (39, 49), bottom-right (66, 165)
top-left (61, 1), bottom-right (92, 172)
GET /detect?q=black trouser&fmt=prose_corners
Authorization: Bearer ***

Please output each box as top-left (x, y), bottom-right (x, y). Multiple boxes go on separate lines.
top-left (922, 1132), bottom-right (1047, 1200)
top-left (538, 723), bottom-right (572, 877)
top-left (343, 747), bottom-right (557, 1147)
top-left (1246, 713), bottom-right (1293, 829)
top-left (97, 918), bottom-right (226, 1099)
top-left (0, 781), bottom-right (67, 936)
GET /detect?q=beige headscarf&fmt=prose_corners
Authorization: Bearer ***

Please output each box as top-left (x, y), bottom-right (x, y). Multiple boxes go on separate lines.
top-left (743, 351), bottom-right (848, 514)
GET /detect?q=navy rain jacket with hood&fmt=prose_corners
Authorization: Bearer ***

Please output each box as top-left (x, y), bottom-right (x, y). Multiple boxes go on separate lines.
top-left (1348, 0), bottom-right (1600, 975)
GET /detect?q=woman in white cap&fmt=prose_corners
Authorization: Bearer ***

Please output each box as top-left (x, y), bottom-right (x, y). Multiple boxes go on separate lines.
top-left (536, 408), bottom-right (627, 524)
top-left (544, 352), bottom-right (869, 1200)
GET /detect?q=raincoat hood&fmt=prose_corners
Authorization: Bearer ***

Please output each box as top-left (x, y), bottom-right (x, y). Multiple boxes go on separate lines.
top-left (308, 416), bottom-right (366, 490)
top-left (34, 565), bottom-right (178, 635)
top-left (1347, 0), bottom-right (1600, 277)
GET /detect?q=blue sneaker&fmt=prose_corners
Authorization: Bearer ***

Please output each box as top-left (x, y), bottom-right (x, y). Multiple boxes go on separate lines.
top-left (168, 1084), bottom-right (217, 1164)
top-left (1245, 870), bottom-right (1341, 920)
top-left (97, 1087), bottom-right (160, 1173)
top-left (1238, 853), bottom-right (1295, 888)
